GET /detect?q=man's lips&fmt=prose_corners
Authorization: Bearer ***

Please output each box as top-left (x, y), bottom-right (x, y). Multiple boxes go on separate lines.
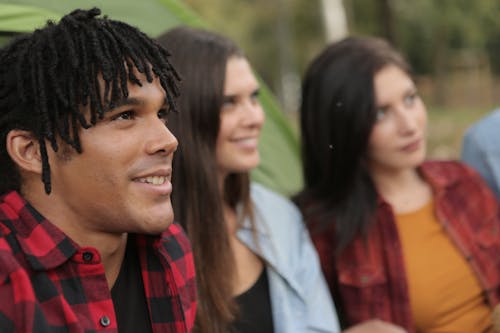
top-left (132, 168), bottom-right (172, 188)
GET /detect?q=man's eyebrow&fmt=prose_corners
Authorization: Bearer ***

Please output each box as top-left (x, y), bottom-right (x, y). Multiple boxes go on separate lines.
top-left (106, 97), bottom-right (144, 111)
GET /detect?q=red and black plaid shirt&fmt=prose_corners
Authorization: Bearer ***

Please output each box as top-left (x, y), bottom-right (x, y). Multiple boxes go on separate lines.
top-left (306, 161), bottom-right (500, 332)
top-left (0, 191), bottom-right (196, 333)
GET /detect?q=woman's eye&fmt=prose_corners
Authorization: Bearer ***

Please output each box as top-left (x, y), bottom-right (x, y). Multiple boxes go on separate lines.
top-left (250, 90), bottom-right (260, 103)
top-left (221, 96), bottom-right (237, 110)
top-left (376, 108), bottom-right (387, 121)
top-left (404, 92), bottom-right (418, 106)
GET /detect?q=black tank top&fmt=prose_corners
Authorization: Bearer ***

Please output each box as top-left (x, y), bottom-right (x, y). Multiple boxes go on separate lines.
top-left (231, 268), bottom-right (274, 333)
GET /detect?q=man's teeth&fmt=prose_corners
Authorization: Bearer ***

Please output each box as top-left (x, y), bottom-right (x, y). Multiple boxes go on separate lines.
top-left (137, 176), bottom-right (167, 185)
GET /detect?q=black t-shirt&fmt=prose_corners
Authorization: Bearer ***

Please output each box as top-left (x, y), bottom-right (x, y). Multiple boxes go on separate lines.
top-left (111, 237), bottom-right (153, 333)
top-left (231, 268), bottom-right (274, 333)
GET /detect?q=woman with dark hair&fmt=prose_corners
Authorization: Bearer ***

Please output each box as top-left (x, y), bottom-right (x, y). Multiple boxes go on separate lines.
top-left (296, 36), bottom-right (500, 333)
top-left (156, 27), bottom-right (340, 333)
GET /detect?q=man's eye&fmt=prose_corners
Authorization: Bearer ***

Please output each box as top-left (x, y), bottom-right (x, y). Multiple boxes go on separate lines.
top-left (112, 110), bottom-right (135, 121)
top-left (158, 108), bottom-right (170, 124)
top-left (158, 108), bottom-right (170, 119)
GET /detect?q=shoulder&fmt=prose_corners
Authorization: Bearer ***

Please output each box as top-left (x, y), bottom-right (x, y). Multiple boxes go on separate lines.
top-left (0, 196), bottom-right (32, 283)
top-left (0, 234), bottom-right (27, 293)
top-left (248, 184), bottom-right (313, 262)
top-left (423, 160), bottom-right (498, 209)
top-left (0, 220), bottom-right (21, 275)
top-left (463, 109), bottom-right (500, 146)
top-left (422, 160), bottom-right (484, 184)
top-left (0, 249), bottom-right (27, 331)
top-left (250, 182), bottom-right (303, 232)
top-left (251, 182), bottom-right (301, 217)
top-left (466, 109), bottom-right (500, 132)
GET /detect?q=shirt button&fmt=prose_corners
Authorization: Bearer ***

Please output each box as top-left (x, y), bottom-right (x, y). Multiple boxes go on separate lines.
top-left (82, 251), bottom-right (94, 262)
top-left (100, 315), bottom-right (111, 327)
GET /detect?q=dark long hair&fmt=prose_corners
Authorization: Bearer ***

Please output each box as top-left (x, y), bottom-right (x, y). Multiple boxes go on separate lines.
top-left (0, 8), bottom-right (179, 195)
top-left (157, 27), bottom-right (252, 333)
top-left (295, 36), bottom-right (411, 253)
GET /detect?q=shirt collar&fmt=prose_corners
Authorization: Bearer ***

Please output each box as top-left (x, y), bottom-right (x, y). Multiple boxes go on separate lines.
top-left (418, 160), bottom-right (463, 190)
top-left (1, 191), bottom-right (78, 271)
top-left (376, 161), bottom-right (462, 206)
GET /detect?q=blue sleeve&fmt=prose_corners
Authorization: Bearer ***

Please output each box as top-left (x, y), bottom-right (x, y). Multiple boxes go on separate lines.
top-left (462, 125), bottom-right (500, 199)
top-left (247, 183), bottom-right (341, 332)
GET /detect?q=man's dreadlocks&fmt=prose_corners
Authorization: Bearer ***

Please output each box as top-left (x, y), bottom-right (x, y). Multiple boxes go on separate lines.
top-left (0, 7), bottom-right (180, 195)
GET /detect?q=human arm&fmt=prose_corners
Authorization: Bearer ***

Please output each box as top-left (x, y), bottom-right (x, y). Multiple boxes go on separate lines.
top-left (248, 184), bottom-right (341, 332)
top-left (0, 276), bottom-right (15, 333)
top-left (0, 250), bottom-right (33, 333)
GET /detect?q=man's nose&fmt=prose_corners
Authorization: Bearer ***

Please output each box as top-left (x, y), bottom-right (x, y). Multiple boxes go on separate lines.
top-left (145, 118), bottom-right (178, 155)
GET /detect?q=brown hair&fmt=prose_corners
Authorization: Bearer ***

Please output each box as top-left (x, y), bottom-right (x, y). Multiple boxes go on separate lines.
top-left (157, 27), bottom-right (253, 332)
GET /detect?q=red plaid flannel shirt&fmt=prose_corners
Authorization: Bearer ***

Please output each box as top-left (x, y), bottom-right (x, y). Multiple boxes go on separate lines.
top-left (306, 161), bottom-right (500, 332)
top-left (0, 191), bottom-right (196, 333)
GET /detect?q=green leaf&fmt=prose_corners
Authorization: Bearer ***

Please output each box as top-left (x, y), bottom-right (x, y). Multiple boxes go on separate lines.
top-left (0, 4), bottom-right (59, 33)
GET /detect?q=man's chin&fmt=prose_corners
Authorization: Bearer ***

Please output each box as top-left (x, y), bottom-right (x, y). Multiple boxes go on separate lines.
top-left (134, 211), bottom-right (174, 234)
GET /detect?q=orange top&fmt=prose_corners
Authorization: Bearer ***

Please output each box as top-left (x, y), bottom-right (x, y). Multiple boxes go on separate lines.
top-left (395, 200), bottom-right (493, 333)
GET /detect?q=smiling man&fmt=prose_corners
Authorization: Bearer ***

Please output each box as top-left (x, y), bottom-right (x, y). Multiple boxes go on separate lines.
top-left (0, 8), bottom-right (196, 333)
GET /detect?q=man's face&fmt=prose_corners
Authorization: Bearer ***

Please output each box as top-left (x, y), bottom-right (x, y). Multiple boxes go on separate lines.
top-left (46, 72), bottom-right (178, 236)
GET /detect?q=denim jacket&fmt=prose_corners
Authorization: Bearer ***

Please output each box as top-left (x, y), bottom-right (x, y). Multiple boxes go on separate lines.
top-left (237, 183), bottom-right (341, 333)
top-left (462, 108), bottom-right (500, 198)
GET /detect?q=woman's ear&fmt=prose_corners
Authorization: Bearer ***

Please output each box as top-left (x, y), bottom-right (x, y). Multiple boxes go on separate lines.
top-left (6, 130), bottom-right (42, 175)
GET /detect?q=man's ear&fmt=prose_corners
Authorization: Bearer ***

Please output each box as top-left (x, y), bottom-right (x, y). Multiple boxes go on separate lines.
top-left (6, 130), bottom-right (43, 175)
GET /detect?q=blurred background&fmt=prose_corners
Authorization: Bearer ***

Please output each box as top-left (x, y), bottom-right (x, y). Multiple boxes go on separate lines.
top-left (184, 0), bottom-right (500, 159)
top-left (2, 0), bottom-right (500, 194)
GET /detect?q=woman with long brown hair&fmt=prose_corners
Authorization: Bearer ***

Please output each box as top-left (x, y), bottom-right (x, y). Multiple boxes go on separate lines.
top-left (157, 27), bottom-right (340, 333)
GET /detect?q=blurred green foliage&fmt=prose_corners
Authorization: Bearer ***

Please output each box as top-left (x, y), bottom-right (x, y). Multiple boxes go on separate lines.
top-left (184, 0), bottom-right (500, 81)
top-left (351, 0), bottom-right (500, 75)
top-left (183, 0), bottom-right (500, 161)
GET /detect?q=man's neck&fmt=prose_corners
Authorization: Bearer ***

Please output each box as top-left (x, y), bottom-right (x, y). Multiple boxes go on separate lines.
top-left (101, 233), bottom-right (128, 289)
top-left (22, 187), bottom-right (129, 289)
